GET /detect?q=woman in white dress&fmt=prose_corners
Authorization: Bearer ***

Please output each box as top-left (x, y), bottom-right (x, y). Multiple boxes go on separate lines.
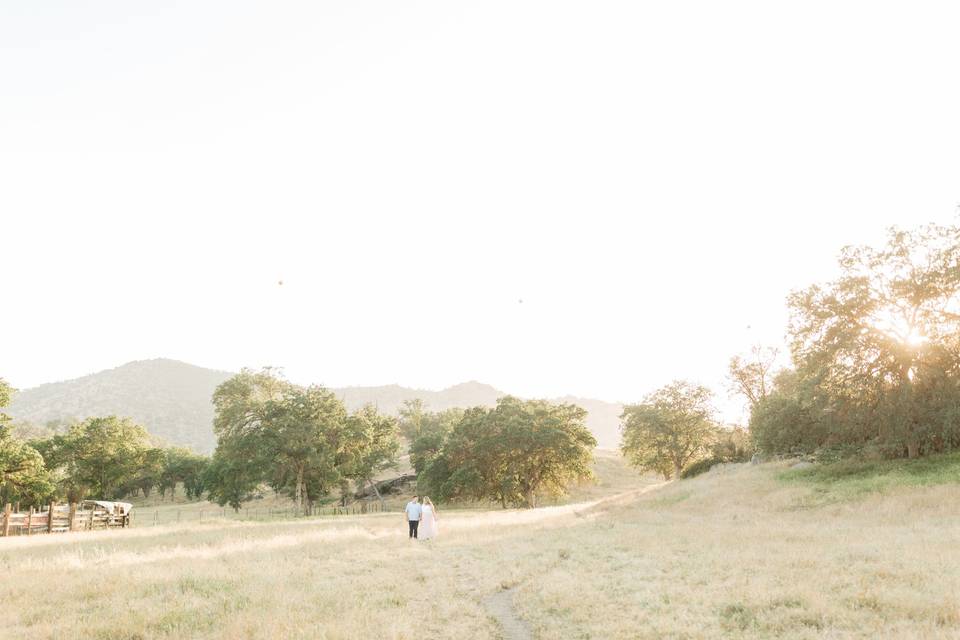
top-left (418, 497), bottom-right (439, 540)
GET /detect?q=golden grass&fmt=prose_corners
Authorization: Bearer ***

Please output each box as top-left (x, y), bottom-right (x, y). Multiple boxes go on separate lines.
top-left (3, 458), bottom-right (960, 639)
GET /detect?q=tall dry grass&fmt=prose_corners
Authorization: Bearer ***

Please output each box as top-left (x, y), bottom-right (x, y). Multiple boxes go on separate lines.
top-left (2, 460), bottom-right (959, 639)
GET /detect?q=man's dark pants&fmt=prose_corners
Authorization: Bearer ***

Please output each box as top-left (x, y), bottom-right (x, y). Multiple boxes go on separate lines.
top-left (408, 519), bottom-right (419, 539)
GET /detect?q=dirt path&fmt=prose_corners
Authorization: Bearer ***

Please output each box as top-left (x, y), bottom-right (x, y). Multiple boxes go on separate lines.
top-left (483, 588), bottom-right (533, 640)
top-left (478, 482), bottom-right (669, 639)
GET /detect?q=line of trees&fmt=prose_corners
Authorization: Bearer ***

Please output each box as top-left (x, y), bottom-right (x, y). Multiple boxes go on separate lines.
top-left (1, 382), bottom-right (209, 508)
top-left (750, 222), bottom-right (960, 460)
top-left (620, 221), bottom-right (960, 479)
top-left (3, 370), bottom-right (602, 513)
top-left (206, 371), bottom-right (599, 511)
top-left (204, 369), bottom-right (402, 513)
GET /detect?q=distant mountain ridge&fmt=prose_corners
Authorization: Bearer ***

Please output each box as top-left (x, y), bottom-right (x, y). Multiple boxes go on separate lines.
top-left (6, 359), bottom-right (623, 452)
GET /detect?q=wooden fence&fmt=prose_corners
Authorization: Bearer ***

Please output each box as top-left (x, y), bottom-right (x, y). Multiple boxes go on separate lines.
top-left (1, 500), bottom-right (386, 536)
top-left (1, 503), bottom-right (129, 537)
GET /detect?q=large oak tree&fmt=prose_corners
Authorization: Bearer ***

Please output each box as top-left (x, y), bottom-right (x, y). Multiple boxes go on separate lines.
top-left (210, 369), bottom-right (400, 513)
top-left (787, 223), bottom-right (960, 457)
top-left (620, 381), bottom-right (717, 479)
top-left (421, 397), bottom-right (596, 508)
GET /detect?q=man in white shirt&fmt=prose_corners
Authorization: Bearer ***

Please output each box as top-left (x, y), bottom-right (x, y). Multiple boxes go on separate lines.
top-left (405, 495), bottom-right (423, 539)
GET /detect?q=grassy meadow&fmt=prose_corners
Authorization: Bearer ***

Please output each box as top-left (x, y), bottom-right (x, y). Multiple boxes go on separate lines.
top-left (4, 453), bottom-right (960, 639)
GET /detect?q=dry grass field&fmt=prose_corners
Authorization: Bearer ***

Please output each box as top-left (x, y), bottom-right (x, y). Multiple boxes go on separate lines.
top-left (3, 455), bottom-right (960, 639)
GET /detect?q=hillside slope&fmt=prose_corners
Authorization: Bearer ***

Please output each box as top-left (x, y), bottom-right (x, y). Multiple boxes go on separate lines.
top-left (7, 359), bottom-right (624, 452)
top-left (6, 360), bottom-right (233, 452)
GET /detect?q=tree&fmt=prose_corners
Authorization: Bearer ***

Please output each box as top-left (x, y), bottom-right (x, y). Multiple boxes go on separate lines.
top-left (42, 416), bottom-right (153, 501)
top-left (711, 426), bottom-right (752, 462)
top-left (211, 369), bottom-right (355, 514)
top-left (204, 451), bottom-right (259, 511)
top-left (343, 405), bottom-right (401, 507)
top-left (788, 222), bottom-right (960, 458)
top-left (727, 346), bottom-right (780, 410)
top-left (747, 369), bottom-right (833, 456)
top-left (422, 397), bottom-right (596, 508)
top-left (158, 447), bottom-right (210, 500)
top-left (0, 426), bottom-right (52, 507)
top-left (679, 426), bottom-right (753, 479)
top-left (0, 378), bottom-right (13, 422)
top-left (408, 408), bottom-right (463, 475)
top-left (398, 399), bottom-right (428, 440)
top-left (0, 379), bottom-right (51, 507)
top-left (124, 447), bottom-right (165, 498)
top-left (620, 381), bottom-right (717, 479)
top-left (210, 368), bottom-right (290, 509)
top-left (263, 385), bottom-right (350, 513)
top-left (180, 454), bottom-right (210, 500)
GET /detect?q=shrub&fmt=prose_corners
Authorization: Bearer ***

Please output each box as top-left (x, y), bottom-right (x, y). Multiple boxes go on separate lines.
top-left (681, 457), bottom-right (719, 478)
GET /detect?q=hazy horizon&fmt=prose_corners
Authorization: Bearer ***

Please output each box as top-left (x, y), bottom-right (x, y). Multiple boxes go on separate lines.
top-left (4, 2), bottom-right (959, 423)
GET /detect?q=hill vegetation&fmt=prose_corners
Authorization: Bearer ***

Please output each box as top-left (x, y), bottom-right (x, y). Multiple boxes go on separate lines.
top-left (6, 360), bottom-right (233, 452)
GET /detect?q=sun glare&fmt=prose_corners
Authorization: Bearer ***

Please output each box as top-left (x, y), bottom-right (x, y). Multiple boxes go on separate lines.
top-left (870, 311), bottom-right (929, 348)
top-left (905, 329), bottom-right (928, 346)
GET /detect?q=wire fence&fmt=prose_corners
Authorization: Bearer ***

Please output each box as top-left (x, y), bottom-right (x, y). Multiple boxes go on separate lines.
top-left (129, 501), bottom-right (388, 527)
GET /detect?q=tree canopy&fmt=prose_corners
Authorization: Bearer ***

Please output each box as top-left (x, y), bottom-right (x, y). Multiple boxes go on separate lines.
top-left (620, 381), bottom-right (717, 479)
top-left (343, 405), bottom-right (401, 505)
top-left (419, 396), bottom-right (596, 508)
top-left (209, 368), bottom-right (400, 513)
top-left (0, 425), bottom-right (51, 507)
top-left (407, 406), bottom-right (464, 475)
top-left (727, 346), bottom-right (780, 410)
top-left (0, 378), bottom-right (13, 419)
top-left (39, 416), bottom-right (154, 501)
top-left (771, 222), bottom-right (960, 458)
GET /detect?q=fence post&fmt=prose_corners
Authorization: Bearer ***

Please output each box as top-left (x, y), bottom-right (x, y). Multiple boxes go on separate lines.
top-left (177, 510), bottom-right (181, 523)
top-left (153, 510), bottom-right (158, 526)
top-left (68, 503), bottom-right (77, 532)
top-left (199, 510), bottom-right (203, 522)
top-left (2, 503), bottom-right (10, 537)
top-left (48, 502), bottom-right (55, 533)
top-left (26, 507), bottom-right (34, 535)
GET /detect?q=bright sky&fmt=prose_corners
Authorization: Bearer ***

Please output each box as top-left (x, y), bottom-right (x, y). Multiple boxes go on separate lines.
top-left (3, 2), bottom-right (959, 422)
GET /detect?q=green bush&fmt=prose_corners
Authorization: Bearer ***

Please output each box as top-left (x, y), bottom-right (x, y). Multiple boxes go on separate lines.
top-left (681, 427), bottom-right (754, 479)
top-left (681, 457), bottom-right (720, 478)
top-left (779, 450), bottom-right (960, 506)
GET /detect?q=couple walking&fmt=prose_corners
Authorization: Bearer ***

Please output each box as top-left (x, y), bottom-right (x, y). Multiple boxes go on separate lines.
top-left (405, 495), bottom-right (439, 540)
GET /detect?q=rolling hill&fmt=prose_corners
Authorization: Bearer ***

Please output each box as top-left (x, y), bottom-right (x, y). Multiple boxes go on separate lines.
top-left (6, 359), bottom-right (624, 452)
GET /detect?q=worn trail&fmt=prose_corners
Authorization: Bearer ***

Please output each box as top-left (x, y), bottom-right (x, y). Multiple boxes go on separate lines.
top-left (484, 589), bottom-right (533, 640)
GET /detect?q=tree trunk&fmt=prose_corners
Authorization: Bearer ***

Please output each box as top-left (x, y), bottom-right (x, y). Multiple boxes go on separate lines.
top-left (907, 438), bottom-right (920, 459)
top-left (368, 478), bottom-right (385, 508)
top-left (674, 462), bottom-right (683, 479)
top-left (525, 490), bottom-right (536, 509)
top-left (294, 465), bottom-right (304, 513)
